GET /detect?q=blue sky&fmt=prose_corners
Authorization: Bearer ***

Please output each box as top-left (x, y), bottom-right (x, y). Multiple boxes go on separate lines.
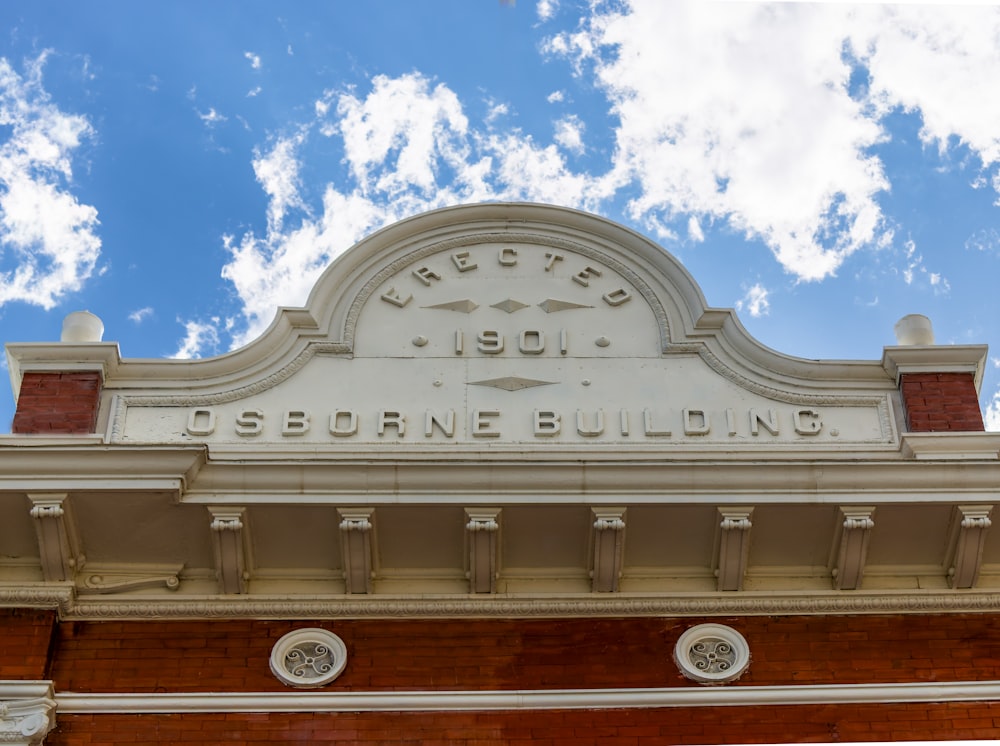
top-left (3, 0), bottom-right (1000, 431)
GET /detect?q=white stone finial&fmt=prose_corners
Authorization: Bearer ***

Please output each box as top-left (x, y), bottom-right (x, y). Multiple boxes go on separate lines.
top-left (893, 314), bottom-right (934, 346)
top-left (61, 311), bottom-right (104, 342)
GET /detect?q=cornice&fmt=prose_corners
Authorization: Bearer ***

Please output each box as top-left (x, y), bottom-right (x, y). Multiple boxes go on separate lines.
top-left (881, 344), bottom-right (988, 388)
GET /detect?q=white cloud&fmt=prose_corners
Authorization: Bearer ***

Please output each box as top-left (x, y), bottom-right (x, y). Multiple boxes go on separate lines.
top-left (198, 107), bottom-right (227, 126)
top-left (172, 319), bottom-right (220, 359)
top-left (984, 387), bottom-right (1000, 432)
top-left (244, 51), bottom-right (262, 70)
top-left (553, 114), bottom-right (585, 155)
top-left (543, 1), bottom-right (1000, 282)
top-left (128, 306), bottom-right (153, 323)
top-left (736, 283), bottom-right (770, 318)
top-left (0, 53), bottom-right (101, 309)
top-left (537, 0), bottom-right (558, 23)
top-left (252, 134), bottom-right (306, 231)
top-left (247, 86), bottom-right (262, 98)
top-left (687, 216), bottom-right (704, 243)
top-left (206, 3), bottom-right (1000, 354)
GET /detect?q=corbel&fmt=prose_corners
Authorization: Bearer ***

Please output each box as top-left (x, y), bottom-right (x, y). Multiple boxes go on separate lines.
top-left (714, 507), bottom-right (753, 591)
top-left (208, 506), bottom-right (252, 594)
top-left (338, 508), bottom-right (376, 594)
top-left (830, 506), bottom-right (875, 590)
top-left (590, 507), bottom-right (626, 592)
top-left (0, 680), bottom-right (57, 745)
top-left (27, 493), bottom-right (83, 583)
top-left (465, 508), bottom-right (501, 594)
top-left (945, 505), bottom-right (993, 589)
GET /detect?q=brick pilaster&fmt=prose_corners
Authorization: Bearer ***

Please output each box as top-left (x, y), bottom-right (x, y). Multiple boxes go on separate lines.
top-left (11, 371), bottom-right (103, 434)
top-left (899, 372), bottom-right (985, 432)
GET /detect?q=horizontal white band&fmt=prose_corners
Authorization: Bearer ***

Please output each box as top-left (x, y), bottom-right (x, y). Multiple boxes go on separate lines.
top-left (55, 679), bottom-right (1000, 714)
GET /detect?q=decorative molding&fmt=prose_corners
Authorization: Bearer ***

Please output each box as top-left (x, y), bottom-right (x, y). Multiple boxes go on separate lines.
top-left (831, 507), bottom-right (875, 591)
top-left (946, 505), bottom-right (993, 589)
top-left (673, 623), bottom-right (751, 684)
top-left (269, 628), bottom-right (348, 689)
top-left (714, 508), bottom-right (753, 591)
top-left (465, 509), bottom-right (500, 594)
top-left (208, 507), bottom-right (251, 594)
top-left (79, 565), bottom-right (182, 595)
top-left (43, 588), bottom-right (1000, 620)
top-left (53, 679), bottom-right (1000, 714)
top-left (590, 508), bottom-right (626, 593)
top-left (0, 681), bottom-right (56, 745)
top-left (338, 508), bottom-right (375, 594)
top-left (341, 231), bottom-right (671, 353)
top-left (27, 494), bottom-right (82, 584)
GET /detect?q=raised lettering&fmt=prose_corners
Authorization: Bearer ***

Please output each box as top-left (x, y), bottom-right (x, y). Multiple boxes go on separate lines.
top-left (726, 408), bottom-right (737, 436)
top-left (620, 409), bottom-right (630, 436)
top-left (683, 408), bottom-right (710, 435)
top-left (380, 287), bottom-right (412, 308)
top-left (451, 251), bottom-right (478, 272)
top-left (576, 409), bottom-right (605, 437)
top-left (603, 287), bottom-right (632, 306)
top-left (455, 330), bottom-right (464, 355)
top-left (793, 409), bottom-right (823, 435)
top-left (235, 409), bottom-right (263, 437)
top-left (471, 409), bottom-right (501, 438)
top-left (477, 330), bottom-right (504, 354)
top-left (425, 410), bottom-right (456, 438)
top-left (412, 267), bottom-right (442, 286)
top-left (572, 266), bottom-right (603, 287)
top-left (329, 410), bottom-right (358, 437)
top-left (534, 410), bottom-right (561, 437)
top-left (378, 411), bottom-right (406, 437)
top-left (518, 330), bottom-right (545, 354)
top-left (750, 408), bottom-right (779, 436)
top-left (643, 409), bottom-right (671, 437)
top-left (498, 247), bottom-right (517, 266)
top-left (544, 252), bottom-right (564, 271)
top-left (186, 408), bottom-right (216, 436)
top-left (282, 410), bottom-right (310, 436)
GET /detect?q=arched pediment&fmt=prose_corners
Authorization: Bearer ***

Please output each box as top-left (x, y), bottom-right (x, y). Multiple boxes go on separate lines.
top-left (60, 203), bottom-right (899, 450)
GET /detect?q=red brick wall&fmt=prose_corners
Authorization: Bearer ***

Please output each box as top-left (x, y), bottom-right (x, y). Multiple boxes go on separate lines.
top-left (10, 371), bottom-right (103, 434)
top-left (900, 372), bottom-right (985, 432)
top-left (46, 614), bottom-right (1000, 693)
top-left (0, 608), bottom-right (57, 679)
top-left (45, 703), bottom-right (1000, 744)
top-left (20, 614), bottom-right (1000, 743)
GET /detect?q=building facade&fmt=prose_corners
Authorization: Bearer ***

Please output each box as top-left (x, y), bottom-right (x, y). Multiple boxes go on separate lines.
top-left (1, 203), bottom-right (999, 744)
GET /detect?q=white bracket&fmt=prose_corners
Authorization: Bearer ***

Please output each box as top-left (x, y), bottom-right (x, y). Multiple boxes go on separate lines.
top-left (465, 508), bottom-right (501, 594)
top-left (714, 508), bottom-right (753, 592)
top-left (338, 508), bottom-right (375, 594)
top-left (0, 680), bottom-right (56, 745)
top-left (27, 493), bottom-right (83, 583)
top-left (590, 508), bottom-right (626, 593)
top-left (208, 507), bottom-right (251, 595)
top-left (831, 506), bottom-right (875, 590)
top-left (946, 505), bottom-right (993, 589)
